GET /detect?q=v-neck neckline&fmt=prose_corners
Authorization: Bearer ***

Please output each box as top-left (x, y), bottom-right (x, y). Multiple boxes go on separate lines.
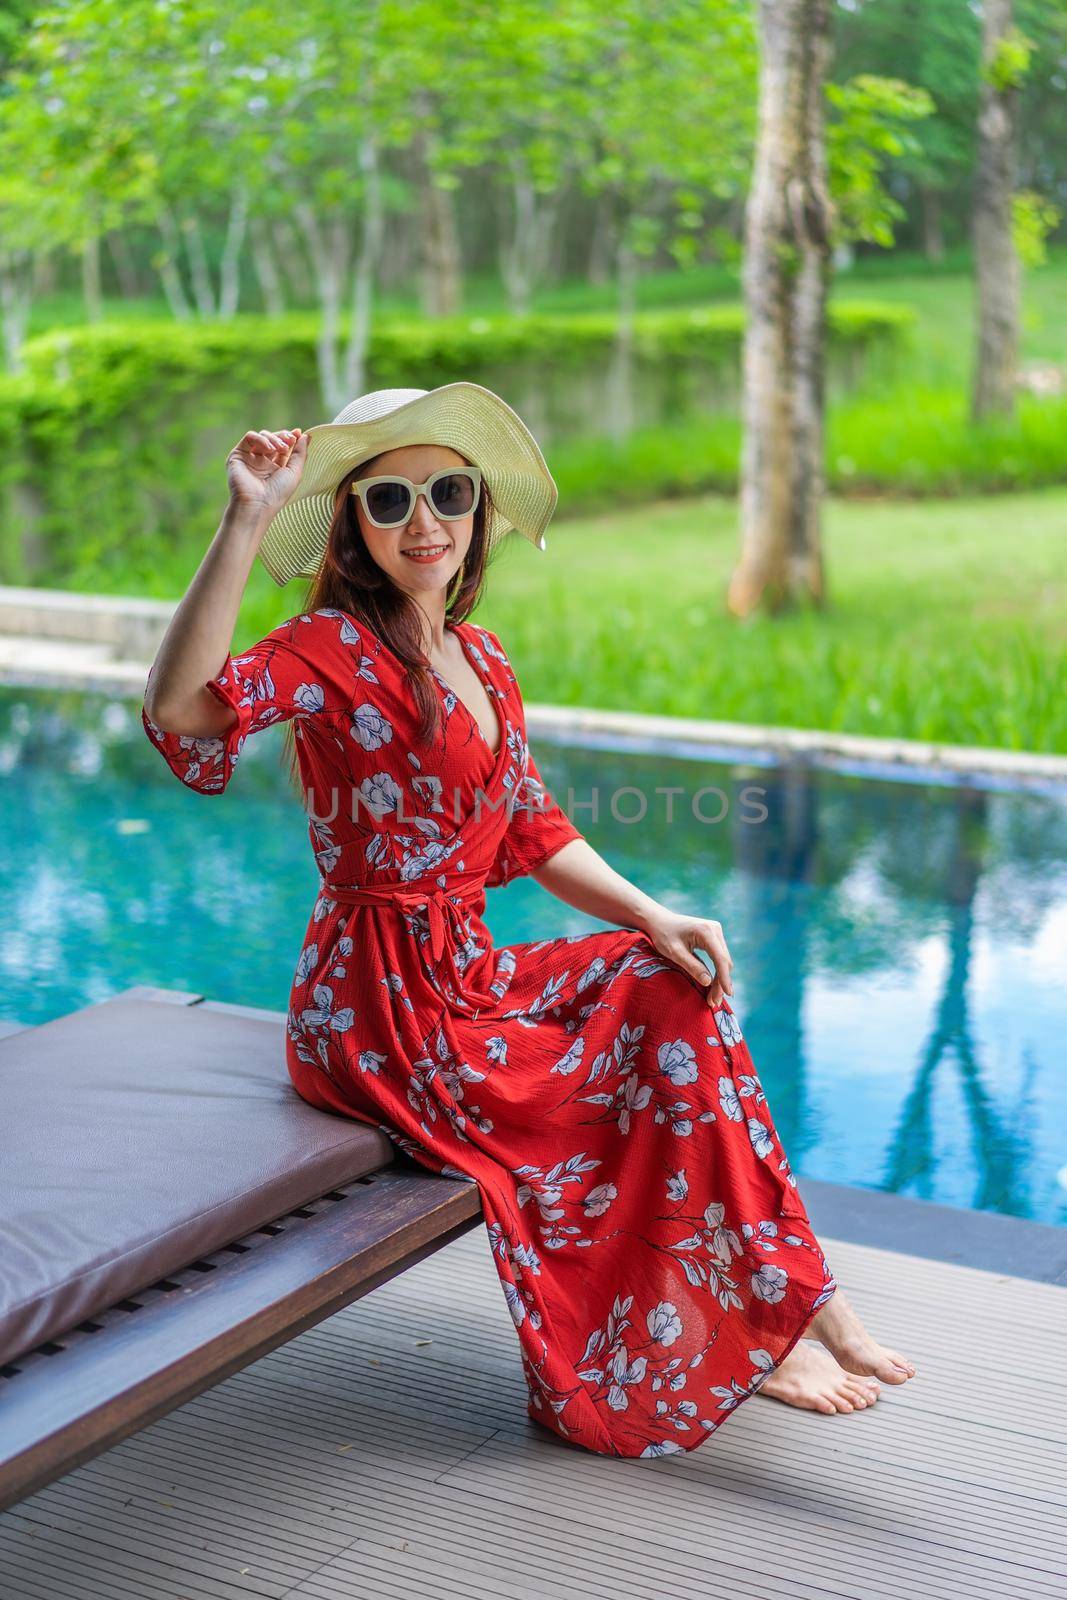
top-left (431, 621), bottom-right (506, 764)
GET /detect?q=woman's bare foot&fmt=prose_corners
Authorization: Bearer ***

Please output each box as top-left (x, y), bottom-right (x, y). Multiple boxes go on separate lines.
top-left (810, 1285), bottom-right (917, 1384)
top-left (758, 1339), bottom-right (882, 1415)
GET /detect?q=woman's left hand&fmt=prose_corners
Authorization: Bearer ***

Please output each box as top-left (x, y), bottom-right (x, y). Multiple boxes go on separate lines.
top-left (644, 909), bottom-right (735, 1009)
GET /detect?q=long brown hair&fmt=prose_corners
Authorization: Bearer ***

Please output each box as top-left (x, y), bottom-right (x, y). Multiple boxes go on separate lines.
top-left (282, 450), bottom-right (496, 789)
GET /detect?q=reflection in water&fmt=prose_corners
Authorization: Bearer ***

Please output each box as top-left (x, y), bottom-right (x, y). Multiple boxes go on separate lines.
top-left (881, 788), bottom-right (1031, 1219)
top-left (1, 688), bottom-right (1066, 1227)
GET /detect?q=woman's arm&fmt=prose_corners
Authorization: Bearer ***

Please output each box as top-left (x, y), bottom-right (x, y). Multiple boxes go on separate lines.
top-left (143, 427), bottom-right (307, 736)
top-left (531, 837), bottom-right (735, 1011)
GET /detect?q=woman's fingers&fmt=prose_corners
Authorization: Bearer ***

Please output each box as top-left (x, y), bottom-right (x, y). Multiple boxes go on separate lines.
top-left (693, 922), bottom-right (734, 1007)
top-left (647, 915), bottom-right (738, 1013)
top-left (666, 938), bottom-right (723, 1007)
top-left (242, 428), bottom-right (304, 464)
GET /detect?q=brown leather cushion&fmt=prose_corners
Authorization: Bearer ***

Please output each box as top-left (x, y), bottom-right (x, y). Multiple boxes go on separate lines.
top-left (0, 996), bottom-right (396, 1368)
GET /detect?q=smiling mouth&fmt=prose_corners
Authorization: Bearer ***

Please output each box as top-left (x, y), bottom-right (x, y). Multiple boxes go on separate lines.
top-left (402, 544), bottom-right (451, 558)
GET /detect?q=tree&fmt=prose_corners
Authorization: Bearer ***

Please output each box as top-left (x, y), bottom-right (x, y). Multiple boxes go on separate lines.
top-left (728, 10), bottom-right (932, 619)
top-left (833, 0), bottom-right (980, 260)
top-left (971, 1), bottom-right (1028, 421)
top-left (563, 0), bottom-right (757, 443)
top-left (728, 0), bottom-right (834, 618)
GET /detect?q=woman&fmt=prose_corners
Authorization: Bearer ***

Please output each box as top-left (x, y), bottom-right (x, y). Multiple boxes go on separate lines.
top-left (142, 384), bottom-right (915, 1460)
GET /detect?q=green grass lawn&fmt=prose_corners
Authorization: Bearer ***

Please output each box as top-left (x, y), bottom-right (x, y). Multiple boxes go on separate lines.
top-left (465, 486), bottom-right (1067, 755)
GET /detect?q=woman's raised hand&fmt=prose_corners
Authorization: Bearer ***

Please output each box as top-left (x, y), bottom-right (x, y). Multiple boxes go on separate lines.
top-left (227, 426), bottom-right (311, 513)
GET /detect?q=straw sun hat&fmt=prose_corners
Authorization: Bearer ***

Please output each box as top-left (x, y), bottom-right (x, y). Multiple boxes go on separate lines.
top-left (256, 381), bottom-right (559, 586)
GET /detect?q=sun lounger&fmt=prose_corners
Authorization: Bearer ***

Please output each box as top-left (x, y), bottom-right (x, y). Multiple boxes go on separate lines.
top-left (0, 987), bottom-right (483, 1512)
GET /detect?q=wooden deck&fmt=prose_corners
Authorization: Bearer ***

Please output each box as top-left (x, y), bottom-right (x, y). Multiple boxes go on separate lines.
top-left (1, 1225), bottom-right (1064, 1599)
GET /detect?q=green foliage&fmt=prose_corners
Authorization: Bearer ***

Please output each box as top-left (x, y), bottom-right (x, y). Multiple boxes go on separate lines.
top-left (984, 26), bottom-right (1035, 92)
top-left (0, 299), bottom-right (909, 587)
top-left (827, 75), bottom-right (935, 248)
top-left (830, 0), bottom-right (1067, 256)
top-left (1012, 189), bottom-right (1063, 267)
top-left (545, 386), bottom-right (1067, 508)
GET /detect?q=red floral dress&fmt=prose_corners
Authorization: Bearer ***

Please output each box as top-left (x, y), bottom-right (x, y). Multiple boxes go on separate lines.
top-left (142, 608), bottom-right (837, 1460)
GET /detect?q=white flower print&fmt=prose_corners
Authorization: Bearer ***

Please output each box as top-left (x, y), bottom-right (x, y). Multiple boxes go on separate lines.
top-left (747, 1116), bottom-right (775, 1158)
top-left (666, 1168), bottom-right (689, 1203)
top-left (298, 982), bottom-right (355, 1037)
top-left (512, 1240), bottom-right (542, 1275)
top-left (715, 1007), bottom-right (743, 1046)
top-left (735, 1069), bottom-right (764, 1104)
top-left (706, 1350), bottom-right (776, 1414)
top-left (503, 1279), bottom-right (526, 1328)
top-left (750, 1263), bottom-right (788, 1304)
top-left (551, 1037), bottom-right (585, 1076)
top-left (741, 1219), bottom-right (782, 1254)
top-left (607, 1346), bottom-right (648, 1411)
top-left (488, 947), bottom-right (517, 1001)
top-left (576, 956), bottom-right (610, 993)
top-left (616, 1073), bottom-right (653, 1135)
top-left (349, 702), bottom-right (393, 751)
top-left (647, 1301), bottom-right (683, 1346)
top-left (309, 815), bottom-right (342, 875)
top-left (718, 1075), bottom-right (744, 1121)
top-left (658, 1037), bottom-right (699, 1086)
top-left (295, 941), bottom-right (319, 984)
top-left (292, 681), bottom-right (326, 715)
top-left (582, 1182), bottom-right (618, 1217)
top-left (321, 934), bottom-right (351, 982)
top-left (383, 972), bottom-right (416, 1016)
top-left (514, 1152), bottom-right (602, 1249)
top-left (400, 838), bottom-right (462, 881)
top-left (359, 770), bottom-right (403, 818)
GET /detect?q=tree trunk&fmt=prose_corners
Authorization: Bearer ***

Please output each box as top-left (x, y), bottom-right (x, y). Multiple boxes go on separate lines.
top-left (920, 187), bottom-right (945, 262)
top-left (412, 97), bottom-right (462, 319)
top-left (587, 190), bottom-right (613, 286)
top-left (729, 0), bottom-right (833, 618)
top-left (606, 230), bottom-right (638, 444)
top-left (342, 132), bottom-right (385, 406)
top-left (497, 176), bottom-right (532, 317)
top-left (183, 210), bottom-right (217, 318)
top-left (218, 181), bottom-right (249, 319)
top-left (0, 248), bottom-right (36, 374)
top-left (248, 213), bottom-right (286, 316)
top-left (272, 215), bottom-right (315, 308)
top-left (106, 229), bottom-right (142, 300)
top-left (498, 167), bottom-right (560, 318)
top-left (153, 206), bottom-right (194, 321)
top-left (293, 201), bottom-right (352, 414)
top-left (81, 233), bottom-right (103, 322)
top-left (383, 191), bottom-right (415, 296)
top-left (971, 0), bottom-right (1019, 421)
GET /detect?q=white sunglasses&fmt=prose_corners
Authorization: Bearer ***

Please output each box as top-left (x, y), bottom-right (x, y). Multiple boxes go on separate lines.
top-left (348, 467), bottom-right (482, 529)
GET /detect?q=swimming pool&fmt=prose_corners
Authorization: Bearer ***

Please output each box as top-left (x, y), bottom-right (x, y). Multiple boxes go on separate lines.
top-left (3, 683), bottom-right (1066, 1228)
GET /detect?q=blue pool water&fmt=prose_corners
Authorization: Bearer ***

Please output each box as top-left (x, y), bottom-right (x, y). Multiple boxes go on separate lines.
top-left (2, 683), bottom-right (1066, 1228)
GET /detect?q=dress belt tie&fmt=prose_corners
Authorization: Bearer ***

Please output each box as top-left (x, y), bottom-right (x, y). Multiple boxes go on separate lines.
top-left (321, 877), bottom-right (499, 1017)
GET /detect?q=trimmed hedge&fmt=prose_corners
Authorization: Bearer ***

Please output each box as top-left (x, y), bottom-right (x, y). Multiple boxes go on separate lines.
top-left (0, 300), bottom-right (909, 587)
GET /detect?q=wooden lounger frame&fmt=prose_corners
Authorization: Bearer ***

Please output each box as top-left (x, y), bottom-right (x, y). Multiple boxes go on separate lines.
top-left (0, 990), bottom-right (484, 1513)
